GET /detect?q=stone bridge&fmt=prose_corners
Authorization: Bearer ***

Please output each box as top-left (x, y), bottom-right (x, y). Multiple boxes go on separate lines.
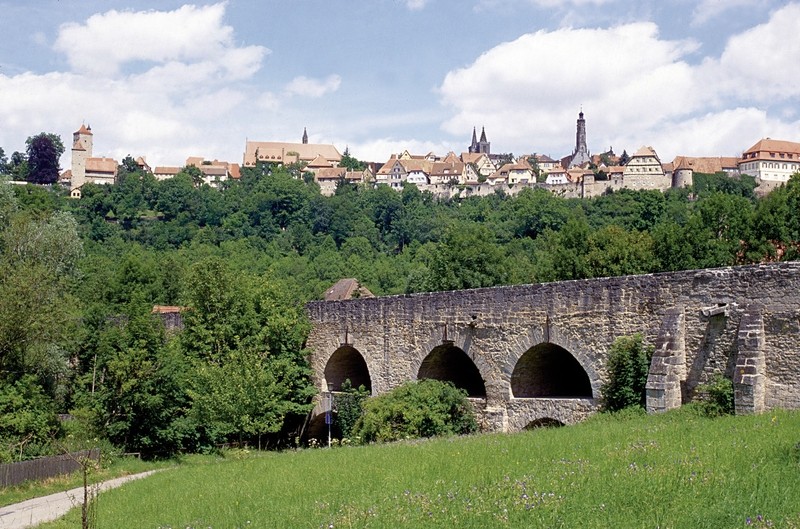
top-left (305, 263), bottom-right (800, 434)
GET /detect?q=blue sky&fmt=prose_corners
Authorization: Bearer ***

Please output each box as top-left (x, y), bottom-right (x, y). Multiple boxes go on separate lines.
top-left (1, 0), bottom-right (798, 168)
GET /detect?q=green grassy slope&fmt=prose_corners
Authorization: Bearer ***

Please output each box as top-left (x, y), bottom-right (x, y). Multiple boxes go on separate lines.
top-left (41, 408), bottom-right (800, 529)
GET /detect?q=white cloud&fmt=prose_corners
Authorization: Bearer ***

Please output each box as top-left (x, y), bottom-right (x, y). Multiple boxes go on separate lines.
top-left (613, 108), bottom-right (787, 162)
top-left (284, 75), bottom-right (342, 98)
top-left (348, 138), bottom-right (459, 163)
top-left (406, 0), bottom-right (429, 10)
top-left (704, 3), bottom-right (800, 102)
top-left (439, 22), bottom-right (701, 157)
top-left (0, 3), bottom-right (271, 167)
top-left (52, 3), bottom-right (268, 80)
top-left (691, 0), bottom-right (762, 26)
top-left (439, 4), bottom-right (800, 162)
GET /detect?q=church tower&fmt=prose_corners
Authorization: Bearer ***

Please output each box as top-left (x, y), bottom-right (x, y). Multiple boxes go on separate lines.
top-left (70, 124), bottom-right (93, 193)
top-left (569, 111), bottom-right (590, 168)
top-left (478, 127), bottom-right (490, 154)
top-left (469, 126), bottom-right (490, 154)
top-left (302, 127), bottom-right (308, 144)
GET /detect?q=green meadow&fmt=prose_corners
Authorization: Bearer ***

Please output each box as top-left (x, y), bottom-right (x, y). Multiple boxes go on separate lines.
top-left (41, 408), bottom-right (800, 529)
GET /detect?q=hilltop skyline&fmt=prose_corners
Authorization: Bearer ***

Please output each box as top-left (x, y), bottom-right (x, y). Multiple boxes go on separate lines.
top-left (1, 0), bottom-right (798, 168)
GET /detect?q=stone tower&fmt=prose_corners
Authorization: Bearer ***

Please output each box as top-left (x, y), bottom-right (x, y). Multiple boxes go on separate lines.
top-left (70, 124), bottom-right (93, 192)
top-left (569, 111), bottom-right (590, 168)
top-left (302, 127), bottom-right (308, 144)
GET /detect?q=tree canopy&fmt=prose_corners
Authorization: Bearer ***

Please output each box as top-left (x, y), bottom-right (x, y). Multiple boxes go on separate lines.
top-left (25, 133), bottom-right (64, 185)
top-left (1, 161), bottom-right (800, 458)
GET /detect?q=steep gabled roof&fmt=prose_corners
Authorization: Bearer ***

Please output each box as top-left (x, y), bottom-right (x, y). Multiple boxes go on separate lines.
top-left (307, 154), bottom-right (333, 168)
top-left (324, 278), bottom-right (374, 301)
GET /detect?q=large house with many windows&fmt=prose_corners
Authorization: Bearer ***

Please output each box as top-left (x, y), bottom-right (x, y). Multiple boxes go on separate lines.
top-left (738, 138), bottom-right (800, 183)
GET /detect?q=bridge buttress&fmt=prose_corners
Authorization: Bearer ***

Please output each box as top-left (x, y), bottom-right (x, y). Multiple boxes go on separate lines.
top-left (646, 307), bottom-right (686, 413)
top-left (733, 304), bottom-right (766, 414)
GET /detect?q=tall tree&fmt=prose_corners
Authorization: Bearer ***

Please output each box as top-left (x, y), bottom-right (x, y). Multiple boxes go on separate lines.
top-left (25, 133), bottom-right (64, 185)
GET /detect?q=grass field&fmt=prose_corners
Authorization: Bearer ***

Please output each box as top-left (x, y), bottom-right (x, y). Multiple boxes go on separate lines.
top-left (39, 407), bottom-right (800, 528)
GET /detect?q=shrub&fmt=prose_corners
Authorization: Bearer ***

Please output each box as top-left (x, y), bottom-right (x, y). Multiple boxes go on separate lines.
top-left (0, 375), bottom-right (61, 461)
top-left (333, 379), bottom-right (369, 439)
top-left (694, 374), bottom-right (734, 417)
top-left (601, 334), bottom-right (653, 412)
top-left (352, 379), bottom-right (477, 443)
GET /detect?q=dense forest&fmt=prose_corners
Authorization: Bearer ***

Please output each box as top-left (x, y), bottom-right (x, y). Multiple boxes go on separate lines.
top-left (2, 156), bottom-right (800, 460)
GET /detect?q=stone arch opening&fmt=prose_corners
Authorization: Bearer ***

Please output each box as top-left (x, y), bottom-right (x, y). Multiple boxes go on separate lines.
top-left (524, 418), bottom-right (565, 430)
top-left (324, 346), bottom-right (372, 392)
top-left (511, 343), bottom-right (592, 398)
top-left (417, 344), bottom-right (486, 397)
top-left (305, 412), bottom-right (340, 444)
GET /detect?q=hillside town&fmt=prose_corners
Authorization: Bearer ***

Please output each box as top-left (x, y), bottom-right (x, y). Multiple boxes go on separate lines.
top-left (55, 111), bottom-right (799, 199)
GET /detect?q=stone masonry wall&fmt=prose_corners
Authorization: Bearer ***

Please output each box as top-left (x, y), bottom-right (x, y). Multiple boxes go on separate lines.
top-left (306, 263), bottom-right (800, 432)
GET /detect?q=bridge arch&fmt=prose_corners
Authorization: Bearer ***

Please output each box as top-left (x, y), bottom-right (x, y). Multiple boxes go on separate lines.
top-left (417, 343), bottom-right (486, 397)
top-left (511, 343), bottom-right (592, 398)
top-left (323, 345), bottom-right (372, 392)
top-left (524, 417), bottom-right (565, 429)
top-left (504, 325), bottom-right (602, 401)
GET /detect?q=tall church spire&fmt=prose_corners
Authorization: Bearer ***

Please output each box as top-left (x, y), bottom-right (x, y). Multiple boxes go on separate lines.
top-left (302, 127), bottom-right (308, 144)
top-left (569, 110), bottom-right (590, 168)
top-left (469, 127), bottom-right (478, 153)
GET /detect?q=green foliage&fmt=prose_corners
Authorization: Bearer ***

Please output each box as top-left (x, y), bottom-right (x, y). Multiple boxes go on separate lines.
top-left (353, 379), bottom-right (477, 443)
top-left (189, 349), bottom-right (301, 446)
top-left (25, 132), bottom-right (64, 185)
top-left (693, 172), bottom-right (757, 199)
top-left (81, 300), bottom-right (194, 457)
top-left (692, 374), bottom-right (735, 417)
top-left (334, 379), bottom-right (370, 439)
top-left (5, 153), bottom-right (800, 462)
top-left (421, 222), bottom-right (507, 291)
top-left (0, 376), bottom-right (60, 461)
top-left (339, 150), bottom-right (367, 171)
top-left (601, 334), bottom-right (653, 412)
top-left (0, 209), bottom-right (81, 394)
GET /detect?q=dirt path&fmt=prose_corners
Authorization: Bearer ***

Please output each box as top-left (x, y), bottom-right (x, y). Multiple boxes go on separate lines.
top-left (0, 470), bottom-right (159, 529)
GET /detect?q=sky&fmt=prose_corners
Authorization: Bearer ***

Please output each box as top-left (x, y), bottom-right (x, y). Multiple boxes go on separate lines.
top-left (0, 0), bottom-right (799, 169)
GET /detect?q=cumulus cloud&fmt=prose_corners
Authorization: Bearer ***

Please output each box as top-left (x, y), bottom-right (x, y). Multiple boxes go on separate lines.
top-left (53, 3), bottom-right (268, 80)
top-left (439, 4), bottom-right (800, 161)
top-left (0, 3), bottom-right (272, 167)
top-left (284, 75), bottom-right (342, 98)
top-left (439, 22), bottom-right (700, 157)
top-left (704, 2), bottom-right (800, 102)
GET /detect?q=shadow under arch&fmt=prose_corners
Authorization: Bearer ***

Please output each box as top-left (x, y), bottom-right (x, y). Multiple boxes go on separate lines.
top-left (511, 342), bottom-right (592, 398)
top-left (524, 417), bottom-right (565, 430)
top-left (417, 343), bottom-right (486, 397)
top-left (305, 411), bottom-right (340, 443)
top-left (324, 345), bottom-right (372, 392)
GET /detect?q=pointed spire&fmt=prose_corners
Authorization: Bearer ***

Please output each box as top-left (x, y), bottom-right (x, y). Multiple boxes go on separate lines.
top-left (479, 127), bottom-right (487, 142)
top-left (302, 127), bottom-right (308, 144)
